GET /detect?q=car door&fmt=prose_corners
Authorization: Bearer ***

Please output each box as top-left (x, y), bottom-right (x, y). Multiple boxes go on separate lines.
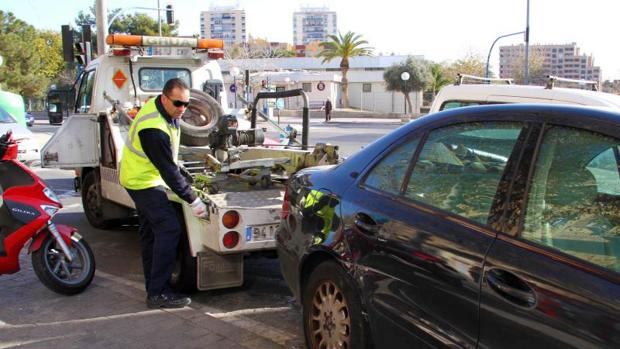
top-left (342, 119), bottom-right (532, 348)
top-left (479, 123), bottom-right (620, 348)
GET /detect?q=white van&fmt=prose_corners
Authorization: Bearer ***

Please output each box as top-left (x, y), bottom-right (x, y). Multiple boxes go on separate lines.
top-left (430, 75), bottom-right (620, 113)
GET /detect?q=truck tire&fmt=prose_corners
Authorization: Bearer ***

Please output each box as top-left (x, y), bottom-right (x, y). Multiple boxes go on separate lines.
top-left (170, 209), bottom-right (198, 293)
top-left (180, 89), bottom-right (223, 146)
top-left (81, 171), bottom-right (114, 229)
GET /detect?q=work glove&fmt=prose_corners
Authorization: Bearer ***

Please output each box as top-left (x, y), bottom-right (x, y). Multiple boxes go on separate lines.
top-left (190, 197), bottom-right (207, 218)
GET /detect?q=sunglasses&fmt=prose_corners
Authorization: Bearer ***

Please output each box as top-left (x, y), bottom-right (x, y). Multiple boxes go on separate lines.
top-left (165, 95), bottom-right (190, 108)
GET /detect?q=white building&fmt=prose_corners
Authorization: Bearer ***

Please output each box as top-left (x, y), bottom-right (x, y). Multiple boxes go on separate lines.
top-left (293, 7), bottom-right (337, 46)
top-left (218, 55), bottom-right (424, 114)
top-left (200, 6), bottom-right (246, 47)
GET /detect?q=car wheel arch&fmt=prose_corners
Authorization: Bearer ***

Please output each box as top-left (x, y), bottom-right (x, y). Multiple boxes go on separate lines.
top-left (299, 249), bottom-right (369, 313)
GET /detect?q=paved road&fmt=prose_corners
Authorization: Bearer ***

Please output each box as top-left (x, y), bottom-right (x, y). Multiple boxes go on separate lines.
top-left (2, 113), bottom-right (401, 348)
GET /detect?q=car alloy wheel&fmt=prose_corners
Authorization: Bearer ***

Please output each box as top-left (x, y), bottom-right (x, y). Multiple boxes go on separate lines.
top-left (309, 280), bottom-right (352, 349)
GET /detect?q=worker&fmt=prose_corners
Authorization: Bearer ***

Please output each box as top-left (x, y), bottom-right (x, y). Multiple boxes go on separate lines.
top-left (119, 78), bottom-right (206, 309)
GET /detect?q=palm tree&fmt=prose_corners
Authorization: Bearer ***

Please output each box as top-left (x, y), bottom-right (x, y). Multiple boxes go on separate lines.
top-left (319, 31), bottom-right (373, 108)
top-left (428, 63), bottom-right (451, 99)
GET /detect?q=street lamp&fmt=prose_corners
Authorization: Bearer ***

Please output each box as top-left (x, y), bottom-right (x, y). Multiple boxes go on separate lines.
top-left (400, 71), bottom-right (410, 114)
top-left (485, 31), bottom-right (525, 79)
top-left (230, 67), bottom-right (240, 108)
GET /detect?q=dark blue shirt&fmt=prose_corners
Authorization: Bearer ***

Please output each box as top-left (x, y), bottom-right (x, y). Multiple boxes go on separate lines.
top-left (138, 96), bottom-right (196, 203)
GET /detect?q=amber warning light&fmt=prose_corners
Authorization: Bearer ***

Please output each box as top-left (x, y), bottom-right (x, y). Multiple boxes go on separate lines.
top-left (106, 34), bottom-right (224, 49)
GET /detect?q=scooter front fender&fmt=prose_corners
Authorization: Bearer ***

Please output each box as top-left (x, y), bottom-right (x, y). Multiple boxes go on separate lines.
top-left (28, 224), bottom-right (76, 253)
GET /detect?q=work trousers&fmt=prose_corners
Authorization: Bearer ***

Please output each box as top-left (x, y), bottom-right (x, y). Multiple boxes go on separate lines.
top-left (126, 186), bottom-right (181, 297)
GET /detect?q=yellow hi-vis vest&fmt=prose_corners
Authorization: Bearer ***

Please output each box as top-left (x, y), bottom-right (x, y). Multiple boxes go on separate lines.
top-left (119, 98), bottom-right (180, 190)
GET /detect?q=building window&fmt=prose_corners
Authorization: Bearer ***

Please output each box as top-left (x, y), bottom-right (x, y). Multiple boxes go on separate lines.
top-left (363, 83), bottom-right (372, 93)
top-left (302, 83), bottom-right (312, 92)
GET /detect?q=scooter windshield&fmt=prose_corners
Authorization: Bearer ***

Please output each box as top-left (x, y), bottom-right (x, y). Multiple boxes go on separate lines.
top-left (0, 161), bottom-right (36, 193)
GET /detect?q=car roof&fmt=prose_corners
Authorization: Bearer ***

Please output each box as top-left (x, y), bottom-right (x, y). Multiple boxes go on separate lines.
top-left (432, 84), bottom-right (620, 110)
top-left (417, 103), bottom-right (620, 129)
top-left (339, 103), bottom-right (620, 178)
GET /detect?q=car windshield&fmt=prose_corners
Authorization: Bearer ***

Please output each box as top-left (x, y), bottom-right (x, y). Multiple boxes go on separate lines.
top-left (0, 107), bottom-right (17, 124)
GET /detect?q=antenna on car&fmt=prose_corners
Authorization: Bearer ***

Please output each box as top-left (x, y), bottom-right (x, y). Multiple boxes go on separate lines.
top-left (545, 75), bottom-right (599, 91)
top-left (456, 74), bottom-right (513, 86)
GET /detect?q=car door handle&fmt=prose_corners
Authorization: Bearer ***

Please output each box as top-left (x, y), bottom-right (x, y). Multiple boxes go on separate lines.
top-left (354, 213), bottom-right (382, 236)
top-left (486, 268), bottom-right (537, 308)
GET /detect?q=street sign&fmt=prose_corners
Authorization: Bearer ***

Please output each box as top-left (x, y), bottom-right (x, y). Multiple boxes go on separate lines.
top-left (230, 84), bottom-right (237, 93)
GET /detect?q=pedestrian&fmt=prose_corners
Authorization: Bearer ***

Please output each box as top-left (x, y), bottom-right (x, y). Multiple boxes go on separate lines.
top-left (324, 98), bottom-right (332, 122)
top-left (119, 78), bottom-right (207, 309)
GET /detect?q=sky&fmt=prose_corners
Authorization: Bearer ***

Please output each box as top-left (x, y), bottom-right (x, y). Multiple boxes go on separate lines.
top-left (3, 0), bottom-right (620, 80)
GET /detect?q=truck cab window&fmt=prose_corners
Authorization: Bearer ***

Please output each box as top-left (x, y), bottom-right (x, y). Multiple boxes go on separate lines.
top-left (75, 70), bottom-right (96, 113)
top-left (139, 68), bottom-right (191, 91)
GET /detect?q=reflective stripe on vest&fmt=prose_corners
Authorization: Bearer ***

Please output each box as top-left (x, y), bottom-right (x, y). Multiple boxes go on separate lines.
top-left (119, 98), bottom-right (180, 190)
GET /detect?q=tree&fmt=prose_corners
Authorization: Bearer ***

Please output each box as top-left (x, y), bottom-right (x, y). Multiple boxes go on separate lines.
top-left (0, 11), bottom-right (64, 99)
top-left (74, 2), bottom-right (177, 54)
top-left (384, 57), bottom-right (431, 115)
top-left (318, 31), bottom-right (373, 108)
top-left (602, 80), bottom-right (620, 95)
top-left (507, 48), bottom-right (546, 85)
top-left (442, 52), bottom-right (488, 82)
top-left (427, 63), bottom-right (451, 100)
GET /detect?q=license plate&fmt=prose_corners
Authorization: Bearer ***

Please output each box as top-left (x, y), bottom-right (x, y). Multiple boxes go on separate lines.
top-left (245, 224), bottom-right (278, 242)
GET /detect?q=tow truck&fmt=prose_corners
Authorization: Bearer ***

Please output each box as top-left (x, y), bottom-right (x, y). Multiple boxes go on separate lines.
top-left (41, 34), bottom-right (338, 291)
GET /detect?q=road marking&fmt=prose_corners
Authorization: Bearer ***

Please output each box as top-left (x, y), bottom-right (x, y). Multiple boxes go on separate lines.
top-left (205, 307), bottom-right (298, 346)
top-left (207, 306), bottom-right (292, 318)
top-left (0, 309), bottom-right (189, 329)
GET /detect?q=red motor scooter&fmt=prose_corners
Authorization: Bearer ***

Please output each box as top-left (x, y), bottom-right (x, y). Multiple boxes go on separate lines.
top-left (0, 131), bottom-right (95, 294)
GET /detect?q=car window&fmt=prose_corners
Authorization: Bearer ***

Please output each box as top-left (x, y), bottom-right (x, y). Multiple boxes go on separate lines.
top-left (75, 70), bottom-right (96, 113)
top-left (440, 100), bottom-right (487, 111)
top-left (363, 137), bottom-right (420, 195)
top-left (522, 126), bottom-right (620, 273)
top-left (404, 122), bottom-right (524, 225)
top-left (139, 68), bottom-right (191, 91)
top-left (0, 107), bottom-right (17, 123)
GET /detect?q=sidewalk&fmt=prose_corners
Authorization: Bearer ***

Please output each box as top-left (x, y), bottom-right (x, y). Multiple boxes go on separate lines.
top-left (0, 253), bottom-right (286, 349)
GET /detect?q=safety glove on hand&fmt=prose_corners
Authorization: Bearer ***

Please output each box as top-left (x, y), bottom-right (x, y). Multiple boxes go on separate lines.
top-left (190, 197), bottom-right (207, 218)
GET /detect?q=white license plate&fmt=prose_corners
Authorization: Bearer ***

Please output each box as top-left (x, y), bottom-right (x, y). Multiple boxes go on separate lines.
top-left (245, 224), bottom-right (278, 242)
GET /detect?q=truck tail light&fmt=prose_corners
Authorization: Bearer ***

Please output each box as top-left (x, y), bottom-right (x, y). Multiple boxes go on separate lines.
top-left (222, 210), bottom-right (240, 229)
top-left (223, 231), bottom-right (239, 249)
top-left (281, 187), bottom-right (290, 219)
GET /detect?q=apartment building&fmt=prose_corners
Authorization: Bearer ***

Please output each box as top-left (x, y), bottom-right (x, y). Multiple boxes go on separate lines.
top-left (200, 6), bottom-right (246, 47)
top-left (499, 43), bottom-right (601, 83)
top-left (293, 6), bottom-right (337, 46)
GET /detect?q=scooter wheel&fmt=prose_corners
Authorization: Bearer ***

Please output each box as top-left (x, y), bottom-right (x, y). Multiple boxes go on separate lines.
top-left (31, 236), bottom-right (96, 295)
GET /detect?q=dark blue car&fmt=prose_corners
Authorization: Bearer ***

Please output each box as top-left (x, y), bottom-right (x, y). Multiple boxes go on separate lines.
top-left (277, 104), bottom-right (620, 349)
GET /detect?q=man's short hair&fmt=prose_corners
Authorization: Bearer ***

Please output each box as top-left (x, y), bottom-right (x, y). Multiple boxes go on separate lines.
top-left (163, 78), bottom-right (189, 95)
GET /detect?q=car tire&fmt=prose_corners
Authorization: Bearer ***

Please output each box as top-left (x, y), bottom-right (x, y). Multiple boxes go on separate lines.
top-left (302, 260), bottom-right (370, 349)
top-left (179, 89), bottom-right (223, 146)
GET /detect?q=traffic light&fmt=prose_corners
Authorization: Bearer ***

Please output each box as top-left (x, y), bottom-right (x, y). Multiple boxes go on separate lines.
top-left (166, 5), bottom-right (174, 24)
top-left (61, 25), bottom-right (74, 63)
top-left (75, 42), bottom-right (91, 66)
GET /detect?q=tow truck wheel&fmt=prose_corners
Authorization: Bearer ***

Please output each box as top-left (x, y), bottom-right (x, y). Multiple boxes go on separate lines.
top-left (171, 211), bottom-right (197, 293)
top-left (81, 171), bottom-right (113, 229)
